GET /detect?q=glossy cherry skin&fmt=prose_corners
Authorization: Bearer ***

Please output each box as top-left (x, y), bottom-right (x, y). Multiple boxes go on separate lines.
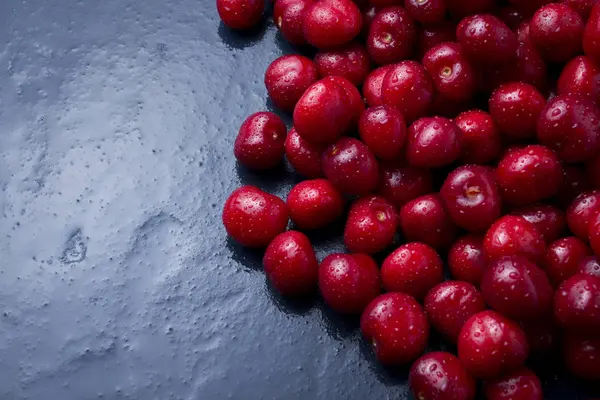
top-left (273, 0), bottom-right (314, 45)
top-left (405, 0), bottom-right (446, 24)
top-left (448, 234), bottom-right (486, 285)
top-left (406, 116), bottom-right (462, 168)
top-left (483, 367), bottom-right (543, 400)
top-left (457, 310), bottom-right (529, 379)
top-left (512, 204), bottom-right (566, 244)
top-left (322, 137), bottom-right (380, 196)
top-left (263, 231), bottom-right (318, 296)
top-left (303, 0), bottom-right (363, 48)
top-left (319, 253), bottom-right (381, 314)
top-left (222, 186), bottom-right (289, 248)
top-left (399, 194), bottom-right (457, 250)
top-left (441, 165), bottom-right (502, 232)
top-left (423, 42), bottom-right (477, 102)
top-left (579, 256), bottom-right (600, 277)
top-left (285, 128), bottom-right (325, 178)
top-left (563, 331), bottom-right (600, 380)
top-left (293, 78), bottom-right (353, 145)
top-left (563, 0), bottom-right (598, 18)
top-left (456, 14), bottom-right (518, 65)
top-left (484, 215), bottom-right (546, 265)
top-left (377, 163), bottom-right (433, 208)
top-left (363, 65), bottom-right (392, 107)
top-left (489, 82), bottom-right (545, 140)
top-left (557, 56), bottom-right (600, 105)
top-left (554, 273), bottom-right (600, 329)
top-left (381, 242), bottom-right (444, 300)
top-left (416, 21), bottom-right (457, 59)
top-left (590, 211), bottom-right (600, 257)
top-left (217, 0), bottom-right (264, 30)
top-left (314, 42), bottom-right (371, 86)
top-left (537, 94), bottom-right (600, 163)
top-left (233, 112), bottom-right (287, 170)
top-left (481, 255), bottom-right (554, 320)
top-left (455, 109), bottom-right (502, 165)
top-left (530, 3), bottom-right (584, 63)
top-left (323, 75), bottom-right (365, 125)
top-left (358, 105), bottom-right (406, 160)
top-left (287, 179), bottom-right (343, 230)
top-left (424, 281), bottom-right (486, 343)
top-left (361, 292), bottom-right (430, 366)
top-left (584, 3), bottom-right (600, 67)
top-left (558, 165), bottom-right (591, 207)
top-left (265, 55), bottom-right (318, 112)
top-left (566, 190), bottom-right (600, 239)
top-left (496, 145), bottom-right (563, 207)
top-left (544, 236), bottom-right (592, 287)
top-left (409, 352), bottom-right (476, 400)
top-left (366, 6), bottom-right (416, 65)
top-left (344, 196), bottom-right (397, 254)
top-left (381, 61), bottom-right (435, 123)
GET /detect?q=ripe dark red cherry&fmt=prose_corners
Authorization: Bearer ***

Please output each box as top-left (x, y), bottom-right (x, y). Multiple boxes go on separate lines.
top-left (530, 3), bottom-right (584, 63)
top-left (544, 236), bottom-right (592, 287)
top-left (480, 255), bottom-right (554, 320)
top-left (405, 116), bottom-right (462, 168)
top-left (563, 331), bottom-right (600, 381)
top-left (234, 112), bottom-right (287, 170)
top-left (263, 231), bottom-right (318, 296)
top-left (583, 3), bottom-right (600, 67)
top-left (381, 242), bottom-right (444, 300)
top-left (563, 0), bottom-right (598, 19)
top-left (367, 6), bottom-right (417, 65)
top-left (314, 42), bottom-right (371, 86)
top-left (273, 0), bottom-right (314, 45)
top-left (319, 253), bottom-right (381, 314)
top-left (456, 14), bottom-right (518, 65)
top-left (265, 55), bottom-right (319, 112)
top-left (484, 215), bottom-right (546, 265)
top-left (409, 352), bottom-right (476, 400)
top-left (323, 75), bottom-right (365, 125)
top-left (377, 163), bottom-right (433, 208)
top-left (285, 128), bottom-right (325, 178)
top-left (358, 105), bottom-right (407, 160)
top-left (303, 0), bottom-right (363, 48)
top-left (448, 234), bottom-right (486, 285)
top-left (441, 165), bottom-right (502, 232)
top-left (557, 56), bottom-right (600, 105)
top-left (222, 186), bottom-right (289, 248)
top-left (363, 65), bottom-right (392, 107)
top-left (361, 292), bottom-right (430, 366)
top-left (579, 256), bottom-right (600, 277)
top-left (287, 179), bottom-right (344, 230)
top-left (381, 61), bottom-right (435, 123)
top-left (495, 145), bottom-right (563, 206)
top-left (512, 204), bottom-right (566, 244)
top-left (554, 273), bottom-right (600, 329)
top-left (399, 193), bottom-right (457, 250)
top-left (483, 368), bottom-right (543, 400)
top-left (344, 195), bottom-right (397, 254)
top-left (322, 137), bottom-right (380, 195)
top-left (455, 109), bottom-right (502, 165)
top-left (457, 310), bottom-right (529, 379)
top-left (405, 0), bottom-right (446, 24)
top-left (422, 42), bottom-right (477, 102)
top-left (566, 190), bottom-right (600, 240)
top-left (424, 281), bottom-right (486, 343)
top-left (489, 82), bottom-right (546, 139)
top-left (217, 0), bottom-right (264, 30)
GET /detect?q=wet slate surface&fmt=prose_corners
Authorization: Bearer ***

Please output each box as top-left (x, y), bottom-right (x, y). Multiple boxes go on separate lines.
top-left (0, 0), bottom-right (598, 399)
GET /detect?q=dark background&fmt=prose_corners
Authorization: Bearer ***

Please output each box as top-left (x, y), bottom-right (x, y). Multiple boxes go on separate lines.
top-left (0, 0), bottom-right (597, 398)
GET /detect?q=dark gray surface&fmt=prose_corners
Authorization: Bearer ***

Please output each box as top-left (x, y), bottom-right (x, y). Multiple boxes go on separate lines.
top-left (0, 0), bottom-right (596, 399)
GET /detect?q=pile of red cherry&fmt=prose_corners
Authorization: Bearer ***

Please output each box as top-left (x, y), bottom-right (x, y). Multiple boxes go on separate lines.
top-left (218, 0), bottom-right (600, 397)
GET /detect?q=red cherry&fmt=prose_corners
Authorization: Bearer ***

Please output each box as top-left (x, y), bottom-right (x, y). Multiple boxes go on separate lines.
top-left (562, 0), bottom-right (598, 19)
top-left (563, 331), bottom-right (600, 381)
top-left (489, 82), bottom-right (546, 140)
top-left (322, 137), bottom-right (380, 195)
top-left (566, 190), bottom-right (600, 239)
top-left (263, 231), bottom-right (318, 296)
top-left (456, 14), bottom-right (518, 65)
top-left (589, 211), bottom-right (600, 257)
top-left (323, 75), bottom-right (366, 125)
top-left (579, 256), bottom-right (600, 277)
top-left (530, 3), bottom-right (584, 63)
top-left (457, 310), bottom-right (529, 379)
top-left (222, 186), bottom-right (289, 248)
top-left (381, 242), bottom-right (444, 300)
top-left (544, 236), bottom-right (592, 287)
top-left (583, 3), bottom-right (600, 67)
top-left (481, 255), bottom-right (554, 320)
top-left (344, 195), bottom-right (397, 254)
top-left (448, 234), bottom-right (486, 285)
top-left (265, 55), bottom-right (318, 112)
top-left (217, 0), bottom-right (264, 30)
top-left (557, 56), bottom-right (600, 105)
top-left (319, 253), bottom-right (381, 314)
top-left (287, 179), bottom-right (344, 230)
top-left (483, 367), bottom-right (543, 400)
top-left (406, 116), bottom-right (462, 168)
top-left (284, 127), bottom-right (325, 178)
top-left (554, 273), bottom-right (600, 329)
top-left (405, 0), bottom-right (446, 24)
top-left (360, 292), bottom-right (429, 365)
top-left (511, 204), bottom-right (566, 244)
top-left (424, 281), bottom-right (486, 343)
top-left (363, 65), bottom-right (392, 107)
top-left (366, 6), bottom-right (416, 65)
top-left (303, 0), bottom-right (363, 48)
top-left (273, 0), bottom-right (314, 45)
top-left (423, 42), bottom-right (477, 102)
top-left (399, 193), bottom-right (457, 250)
top-left (358, 105), bottom-right (407, 160)
top-left (314, 42), bottom-right (371, 86)
top-left (455, 109), bottom-right (502, 165)
top-left (234, 112), bottom-right (287, 170)
top-left (377, 163), bottom-right (433, 208)
top-left (409, 352), bottom-right (476, 400)
top-left (381, 61), bottom-right (435, 123)
top-left (484, 215), bottom-right (546, 265)
top-left (496, 145), bottom-right (563, 206)
top-left (416, 21), bottom-right (457, 59)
